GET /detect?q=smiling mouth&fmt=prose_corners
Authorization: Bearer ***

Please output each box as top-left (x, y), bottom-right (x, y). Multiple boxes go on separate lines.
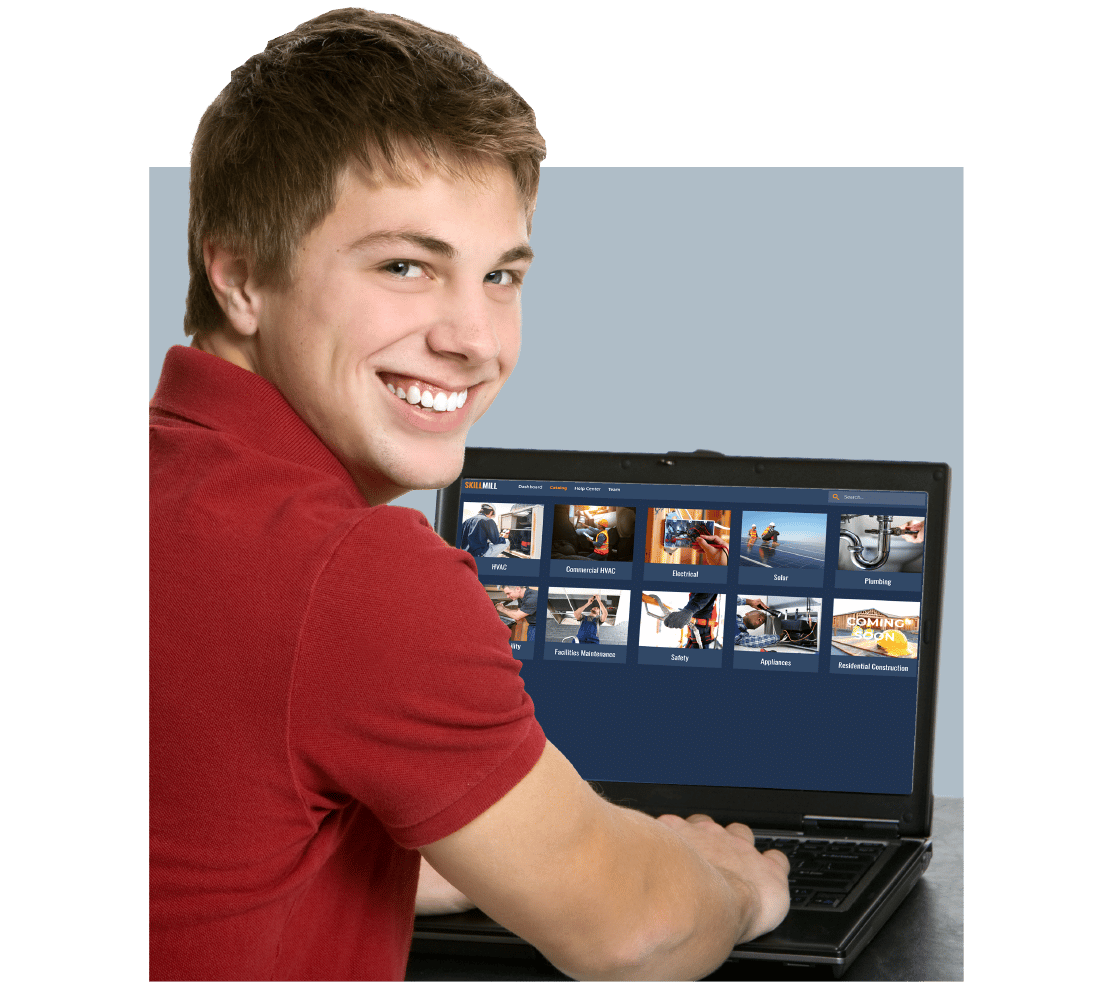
top-left (383, 376), bottom-right (470, 413)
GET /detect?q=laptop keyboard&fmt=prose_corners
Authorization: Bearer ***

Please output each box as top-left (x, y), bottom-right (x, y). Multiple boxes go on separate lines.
top-left (753, 836), bottom-right (888, 909)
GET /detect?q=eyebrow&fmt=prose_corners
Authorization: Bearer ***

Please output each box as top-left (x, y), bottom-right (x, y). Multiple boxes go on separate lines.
top-left (347, 230), bottom-right (456, 258)
top-left (496, 243), bottom-right (535, 266)
top-left (347, 230), bottom-right (533, 267)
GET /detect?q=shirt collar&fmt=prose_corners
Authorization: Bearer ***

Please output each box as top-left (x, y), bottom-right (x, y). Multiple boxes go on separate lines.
top-left (150, 345), bottom-right (362, 497)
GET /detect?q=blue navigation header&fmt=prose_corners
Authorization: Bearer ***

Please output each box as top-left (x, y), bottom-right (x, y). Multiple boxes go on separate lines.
top-left (466, 478), bottom-right (927, 508)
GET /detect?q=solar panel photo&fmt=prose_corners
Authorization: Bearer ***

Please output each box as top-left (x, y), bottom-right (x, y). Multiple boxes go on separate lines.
top-left (738, 511), bottom-right (828, 570)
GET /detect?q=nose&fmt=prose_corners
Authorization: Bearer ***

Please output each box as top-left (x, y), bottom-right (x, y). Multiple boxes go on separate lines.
top-left (426, 283), bottom-right (507, 364)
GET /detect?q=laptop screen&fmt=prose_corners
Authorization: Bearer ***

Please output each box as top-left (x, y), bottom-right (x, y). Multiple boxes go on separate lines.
top-left (447, 467), bottom-right (934, 797)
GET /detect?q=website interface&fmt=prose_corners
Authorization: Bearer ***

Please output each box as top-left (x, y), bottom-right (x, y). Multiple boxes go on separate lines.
top-left (457, 479), bottom-right (929, 795)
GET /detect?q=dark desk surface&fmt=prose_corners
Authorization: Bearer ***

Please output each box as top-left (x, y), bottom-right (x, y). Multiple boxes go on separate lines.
top-left (406, 797), bottom-right (962, 982)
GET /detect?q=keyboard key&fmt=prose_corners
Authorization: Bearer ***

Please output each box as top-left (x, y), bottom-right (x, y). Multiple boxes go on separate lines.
top-left (749, 835), bottom-right (886, 906)
top-left (810, 893), bottom-right (846, 906)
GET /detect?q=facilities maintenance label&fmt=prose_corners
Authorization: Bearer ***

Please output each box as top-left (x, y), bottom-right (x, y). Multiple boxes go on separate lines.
top-left (544, 644), bottom-right (627, 664)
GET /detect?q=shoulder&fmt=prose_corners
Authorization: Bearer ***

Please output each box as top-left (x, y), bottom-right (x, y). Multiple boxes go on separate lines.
top-left (326, 505), bottom-right (459, 570)
top-left (313, 506), bottom-right (486, 617)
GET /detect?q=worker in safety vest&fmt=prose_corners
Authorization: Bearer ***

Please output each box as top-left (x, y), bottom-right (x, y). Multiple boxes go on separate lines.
top-left (747, 524), bottom-right (758, 544)
top-left (761, 523), bottom-right (779, 543)
top-left (593, 519), bottom-right (611, 557)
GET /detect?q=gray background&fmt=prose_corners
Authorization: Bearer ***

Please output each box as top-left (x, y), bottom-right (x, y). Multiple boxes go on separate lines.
top-left (150, 167), bottom-right (963, 796)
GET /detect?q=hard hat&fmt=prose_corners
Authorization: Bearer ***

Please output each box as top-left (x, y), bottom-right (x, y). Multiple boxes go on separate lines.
top-left (769, 523), bottom-right (776, 528)
top-left (598, 519), bottom-right (608, 527)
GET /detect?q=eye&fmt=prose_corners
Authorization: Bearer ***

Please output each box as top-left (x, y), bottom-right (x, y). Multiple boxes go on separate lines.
top-left (484, 269), bottom-right (519, 287)
top-left (383, 261), bottom-right (425, 279)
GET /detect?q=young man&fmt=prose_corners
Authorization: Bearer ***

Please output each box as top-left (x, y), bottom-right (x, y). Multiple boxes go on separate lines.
top-left (150, 9), bottom-right (789, 981)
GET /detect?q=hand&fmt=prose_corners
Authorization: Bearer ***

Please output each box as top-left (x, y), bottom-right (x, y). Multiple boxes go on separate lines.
top-left (899, 520), bottom-right (925, 543)
top-left (695, 534), bottom-right (730, 565)
top-left (657, 814), bottom-right (790, 943)
top-left (664, 609), bottom-right (693, 629)
top-left (415, 856), bottom-right (477, 916)
top-left (741, 597), bottom-right (770, 612)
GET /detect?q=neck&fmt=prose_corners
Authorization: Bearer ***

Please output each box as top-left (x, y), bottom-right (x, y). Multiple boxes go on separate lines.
top-left (191, 332), bottom-right (258, 374)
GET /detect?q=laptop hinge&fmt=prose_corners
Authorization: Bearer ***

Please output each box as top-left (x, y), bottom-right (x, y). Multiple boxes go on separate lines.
top-left (802, 815), bottom-right (901, 838)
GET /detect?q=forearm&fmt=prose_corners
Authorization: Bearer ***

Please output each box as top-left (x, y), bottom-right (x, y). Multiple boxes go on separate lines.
top-left (578, 803), bottom-right (756, 980)
top-left (471, 798), bottom-right (747, 979)
top-left (423, 743), bottom-right (779, 980)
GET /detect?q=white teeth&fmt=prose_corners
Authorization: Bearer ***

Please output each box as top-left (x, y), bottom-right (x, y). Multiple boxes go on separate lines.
top-left (390, 379), bottom-right (469, 411)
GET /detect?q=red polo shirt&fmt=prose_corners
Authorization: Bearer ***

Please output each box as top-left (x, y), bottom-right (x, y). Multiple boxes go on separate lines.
top-left (150, 346), bottom-right (545, 980)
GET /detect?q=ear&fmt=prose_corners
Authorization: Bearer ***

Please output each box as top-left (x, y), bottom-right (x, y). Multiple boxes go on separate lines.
top-left (203, 241), bottom-right (263, 338)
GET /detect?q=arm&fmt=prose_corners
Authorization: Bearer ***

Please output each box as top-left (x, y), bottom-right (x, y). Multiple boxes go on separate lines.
top-left (572, 598), bottom-right (593, 621)
top-left (496, 601), bottom-right (529, 623)
top-left (415, 856), bottom-right (476, 915)
top-left (664, 593), bottom-right (715, 629)
top-left (485, 516), bottom-right (507, 545)
top-left (420, 741), bottom-right (790, 980)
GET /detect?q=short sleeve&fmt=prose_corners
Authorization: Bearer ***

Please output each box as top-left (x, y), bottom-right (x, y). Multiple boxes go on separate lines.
top-left (288, 507), bottom-right (546, 849)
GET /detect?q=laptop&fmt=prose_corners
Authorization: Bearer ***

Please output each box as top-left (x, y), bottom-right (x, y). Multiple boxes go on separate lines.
top-left (414, 448), bottom-right (949, 976)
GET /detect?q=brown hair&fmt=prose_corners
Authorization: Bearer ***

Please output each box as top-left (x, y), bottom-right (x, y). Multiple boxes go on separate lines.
top-left (185, 8), bottom-right (546, 336)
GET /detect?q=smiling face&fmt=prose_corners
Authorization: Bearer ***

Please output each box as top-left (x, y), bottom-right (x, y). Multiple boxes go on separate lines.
top-left (231, 161), bottom-right (532, 502)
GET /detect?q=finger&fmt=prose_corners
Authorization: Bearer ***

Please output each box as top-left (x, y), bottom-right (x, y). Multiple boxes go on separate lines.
top-left (684, 813), bottom-right (717, 826)
top-left (723, 822), bottom-right (755, 844)
top-left (762, 848), bottom-right (792, 875)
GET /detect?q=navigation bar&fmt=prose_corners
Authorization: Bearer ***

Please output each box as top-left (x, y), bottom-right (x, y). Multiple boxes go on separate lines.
top-left (466, 479), bottom-right (926, 507)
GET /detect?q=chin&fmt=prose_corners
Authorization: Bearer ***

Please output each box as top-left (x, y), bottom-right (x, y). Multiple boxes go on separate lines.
top-left (377, 439), bottom-right (467, 496)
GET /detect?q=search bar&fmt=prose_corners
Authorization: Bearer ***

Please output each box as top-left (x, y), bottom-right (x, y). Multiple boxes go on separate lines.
top-left (827, 491), bottom-right (927, 506)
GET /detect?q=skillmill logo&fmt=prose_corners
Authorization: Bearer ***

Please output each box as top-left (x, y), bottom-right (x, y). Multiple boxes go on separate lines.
top-left (464, 480), bottom-right (497, 490)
